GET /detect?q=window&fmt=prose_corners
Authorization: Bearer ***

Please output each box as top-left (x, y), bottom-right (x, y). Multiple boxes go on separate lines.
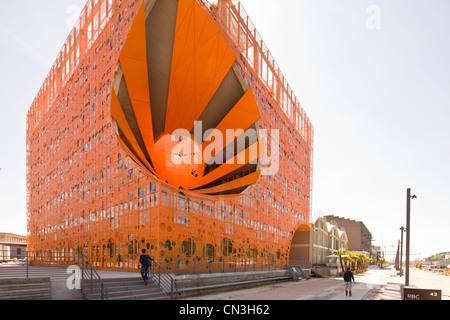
top-left (203, 244), bottom-right (215, 262)
top-left (181, 239), bottom-right (196, 257)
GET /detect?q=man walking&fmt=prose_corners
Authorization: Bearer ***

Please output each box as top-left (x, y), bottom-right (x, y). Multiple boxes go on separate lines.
top-left (139, 249), bottom-right (154, 285)
top-left (344, 267), bottom-right (355, 296)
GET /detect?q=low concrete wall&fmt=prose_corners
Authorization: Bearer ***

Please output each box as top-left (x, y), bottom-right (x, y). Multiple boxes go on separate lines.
top-left (50, 279), bottom-right (84, 300)
top-left (174, 269), bottom-right (292, 298)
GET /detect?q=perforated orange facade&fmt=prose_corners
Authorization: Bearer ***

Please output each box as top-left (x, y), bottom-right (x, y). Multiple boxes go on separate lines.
top-left (26, 0), bottom-right (313, 272)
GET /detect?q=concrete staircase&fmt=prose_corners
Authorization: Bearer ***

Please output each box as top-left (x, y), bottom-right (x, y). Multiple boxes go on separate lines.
top-left (311, 267), bottom-right (331, 278)
top-left (83, 277), bottom-right (171, 300)
top-left (0, 277), bottom-right (51, 300)
top-left (0, 264), bottom-right (71, 281)
top-left (1, 265), bottom-right (170, 300)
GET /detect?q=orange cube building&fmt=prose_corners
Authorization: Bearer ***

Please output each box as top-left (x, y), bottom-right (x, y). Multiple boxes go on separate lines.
top-left (26, 0), bottom-right (313, 272)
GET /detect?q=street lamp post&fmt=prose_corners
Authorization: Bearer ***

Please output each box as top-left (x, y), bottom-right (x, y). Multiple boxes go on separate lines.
top-left (405, 188), bottom-right (417, 287)
top-left (399, 226), bottom-right (404, 276)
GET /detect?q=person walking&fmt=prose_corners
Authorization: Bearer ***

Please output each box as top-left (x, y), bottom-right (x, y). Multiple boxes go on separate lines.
top-left (139, 249), bottom-right (154, 285)
top-left (344, 267), bottom-right (355, 296)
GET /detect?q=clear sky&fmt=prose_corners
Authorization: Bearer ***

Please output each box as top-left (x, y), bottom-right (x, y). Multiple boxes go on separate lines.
top-left (1, 0), bottom-right (449, 260)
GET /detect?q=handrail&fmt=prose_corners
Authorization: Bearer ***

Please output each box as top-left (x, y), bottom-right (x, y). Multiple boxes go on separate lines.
top-left (0, 250), bottom-right (108, 299)
top-left (149, 257), bottom-right (175, 300)
top-left (78, 252), bottom-right (107, 300)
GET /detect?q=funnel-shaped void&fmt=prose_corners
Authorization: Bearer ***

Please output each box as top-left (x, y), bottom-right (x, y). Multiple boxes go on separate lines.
top-left (111, 0), bottom-right (263, 195)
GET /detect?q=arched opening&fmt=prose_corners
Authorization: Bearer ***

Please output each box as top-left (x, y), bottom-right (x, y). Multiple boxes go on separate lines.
top-left (288, 223), bottom-right (313, 267)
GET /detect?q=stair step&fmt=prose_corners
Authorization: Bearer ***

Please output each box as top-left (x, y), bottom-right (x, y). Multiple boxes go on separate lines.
top-left (108, 291), bottom-right (169, 300)
top-left (82, 276), bottom-right (169, 300)
top-left (142, 296), bottom-right (171, 300)
top-left (106, 287), bottom-right (164, 298)
top-left (106, 284), bottom-right (159, 292)
top-left (104, 279), bottom-right (145, 285)
top-left (0, 266), bottom-right (74, 280)
top-left (103, 277), bottom-right (143, 282)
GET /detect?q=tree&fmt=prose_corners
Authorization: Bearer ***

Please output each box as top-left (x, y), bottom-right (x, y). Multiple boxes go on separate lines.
top-left (344, 252), bottom-right (356, 270)
top-left (356, 253), bottom-right (369, 270)
top-left (378, 258), bottom-right (387, 268)
top-left (335, 250), bottom-right (349, 273)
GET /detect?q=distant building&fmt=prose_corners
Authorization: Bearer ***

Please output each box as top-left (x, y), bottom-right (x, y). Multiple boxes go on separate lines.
top-left (312, 217), bottom-right (348, 265)
top-left (0, 233), bottom-right (27, 261)
top-left (372, 246), bottom-right (382, 260)
top-left (324, 215), bottom-right (373, 255)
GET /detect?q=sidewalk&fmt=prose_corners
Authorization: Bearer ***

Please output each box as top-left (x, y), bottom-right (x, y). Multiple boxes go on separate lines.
top-left (379, 273), bottom-right (403, 300)
top-left (186, 267), bottom-right (400, 300)
top-left (404, 268), bottom-right (450, 300)
top-left (376, 267), bottom-right (450, 300)
top-left (308, 267), bottom-right (396, 300)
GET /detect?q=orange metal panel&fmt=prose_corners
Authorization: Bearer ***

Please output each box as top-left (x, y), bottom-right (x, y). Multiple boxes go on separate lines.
top-left (192, 171), bottom-right (260, 195)
top-left (118, 5), bottom-right (154, 154)
top-left (150, 134), bottom-right (205, 190)
top-left (164, 0), bottom-right (237, 134)
top-left (202, 88), bottom-right (260, 162)
top-left (192, 141), bottom-right (264, 190)
top-left (111, 90), bottom-right (154, 173)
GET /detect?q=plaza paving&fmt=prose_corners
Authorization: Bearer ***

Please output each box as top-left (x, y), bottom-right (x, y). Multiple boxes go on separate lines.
top-left (185, 267), bottom-right (450, 300)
